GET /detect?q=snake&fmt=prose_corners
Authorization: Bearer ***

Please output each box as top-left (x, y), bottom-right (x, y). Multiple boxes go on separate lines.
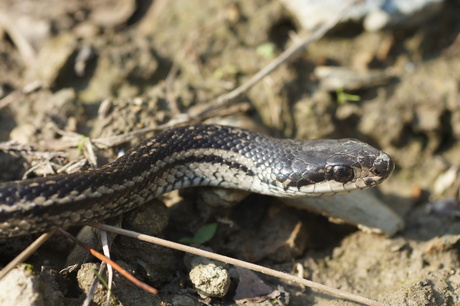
top-left (0, 124), bottom-right (394, 239)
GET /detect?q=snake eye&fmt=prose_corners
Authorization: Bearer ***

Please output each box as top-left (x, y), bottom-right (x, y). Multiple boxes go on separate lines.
top-left (332, 166), bottom-right (354, 182)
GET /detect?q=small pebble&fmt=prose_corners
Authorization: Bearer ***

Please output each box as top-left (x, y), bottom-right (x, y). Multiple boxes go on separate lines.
top-left (189, 263), bottom-right (231, 298)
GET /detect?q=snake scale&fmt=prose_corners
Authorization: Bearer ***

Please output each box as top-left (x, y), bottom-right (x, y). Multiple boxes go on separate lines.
top-left (0, 124), bottom-right (394, 239)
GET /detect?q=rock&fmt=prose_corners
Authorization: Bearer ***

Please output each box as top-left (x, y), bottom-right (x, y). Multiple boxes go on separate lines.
top-left (233, 267), bottom-right (289, 305)
top-left (189, 263), bottom-right (231, 298)
top-left (77, 262), bottom-right (164, 305)
top-left (280, 0), bottom-right (444, 32)
top-left (114, 237), bottom-right (177, 285)
top-left (122, 199), bottom-right (170, 236)
top-left (227, 201), bottom-right (311, 262)
top-left (282, 189), bottom-right (405, 236)
top-left (0, 266), bottom-right (44, 306)
top-left (0, 265), bottom-right (62, 306)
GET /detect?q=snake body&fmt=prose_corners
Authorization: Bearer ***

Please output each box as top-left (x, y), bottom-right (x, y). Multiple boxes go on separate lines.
top-left (0, 124), bottom-right (394, 239)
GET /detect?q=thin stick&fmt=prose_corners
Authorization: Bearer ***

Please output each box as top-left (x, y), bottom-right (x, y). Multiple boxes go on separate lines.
top-left (59, 229), bottom-right (158, 295)
top-left (89, 222), bottom-right (383, 306)
top-left (100, 231), bottom-right (114, 306)
top-left (0, 229), bottom-right (58, 280)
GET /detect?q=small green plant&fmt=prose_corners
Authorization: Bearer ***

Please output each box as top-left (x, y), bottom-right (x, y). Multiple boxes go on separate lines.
top-left (89, 267), bottom-right (113, 294)
top-left (256, 42), bottom-right (276, 59)
top-left (180, 223), bottom-right (218, 245)
top-left (336, 88), bottom-right (361, 105)
top-left (20, 263), bottom-right (35, 274)
top-left (213, 64), bottom-right (238, 79)
top-left (77, 135), bottom-right (87, 156)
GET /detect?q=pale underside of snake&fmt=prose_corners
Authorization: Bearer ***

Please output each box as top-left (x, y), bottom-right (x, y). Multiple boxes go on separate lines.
top-left (0, 124), bottom-right (394, 239)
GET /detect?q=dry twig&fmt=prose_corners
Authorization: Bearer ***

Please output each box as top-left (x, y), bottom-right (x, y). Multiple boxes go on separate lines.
top-left (59, 229), bottom-right (159, 295)
top-left (89, 222), bottom-right (383, 306)
top-left (0, 229), bottom-right (58, 280)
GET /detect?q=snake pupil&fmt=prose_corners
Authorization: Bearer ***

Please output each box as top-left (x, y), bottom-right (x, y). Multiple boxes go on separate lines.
top-left (332, 166), bottom-right (354, 182)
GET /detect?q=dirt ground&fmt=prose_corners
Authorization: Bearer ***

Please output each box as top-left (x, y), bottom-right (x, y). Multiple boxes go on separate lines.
top-left (1, 0), bottom-right (460, 305)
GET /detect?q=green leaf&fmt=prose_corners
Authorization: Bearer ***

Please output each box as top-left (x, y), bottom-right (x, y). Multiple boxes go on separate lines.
top-left (180, 223), bottom-right (218, 245)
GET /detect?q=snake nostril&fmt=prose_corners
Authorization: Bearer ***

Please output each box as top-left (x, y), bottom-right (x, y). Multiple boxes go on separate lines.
top-left (373, 154), bottom-right (395, 178)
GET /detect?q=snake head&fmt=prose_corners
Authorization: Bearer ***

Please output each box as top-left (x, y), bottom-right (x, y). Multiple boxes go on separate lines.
top-left (271, 138), bottom-right (394, 197)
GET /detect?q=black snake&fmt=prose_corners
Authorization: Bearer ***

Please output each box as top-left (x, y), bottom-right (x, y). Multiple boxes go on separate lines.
top-left (0, 124), bottom-right (394, 239)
